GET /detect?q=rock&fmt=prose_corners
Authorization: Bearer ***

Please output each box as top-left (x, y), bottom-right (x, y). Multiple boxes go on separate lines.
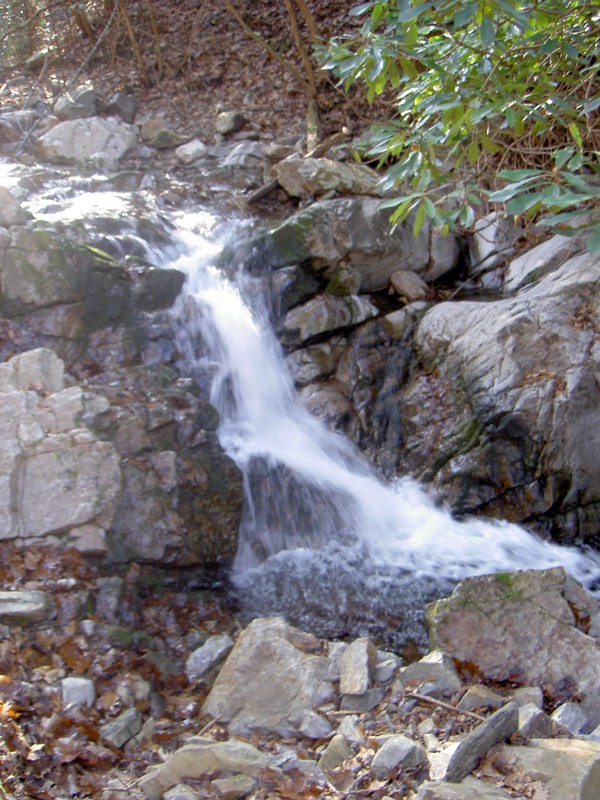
top-left (272, 158), bottom-right (382, 199)
top-left (212, 774), bottom-right (256, 799)
top-left (202, 617), bottom-right (333, 737)
top-left (426, 230), bottom-right (463, 282)
top-left (185, 633), bottom-right (234, 681)
top-left (215, 111), bottom-right (246, 134)
top-left (0, 590), bottom-right (56, 623)
top-left (61, 676), bottom-right (96, 708)
top-left (340, 688), bottom-right (385, 712)
top-left (0, 109), bottom-right (38, 146)
top-left (66, 524), bottom-right (109, 555)
top-left (508, 686), bottom-right (544, 708)
top-left (286, 340), bottom-right (342, 387)
top-left (36, 117), bottom-right (137, 164)
top-left (298, 710), bottom-right (332, 739)
top-left (104, 92), bottom-right (137, 124)
top-left (373, 651), bottom-right (401, 684)
top-left (280, 293), bottom-right (379, 349)
top-left (0, 186), bottom-right (31, 226)
top-left (551, 701), bottom-right (589, 734)
top-left (416, 775), bottom-right (514, 799)
top-left (339, 636), bottom-right (376, 695)
top-left (381, 302), bottom-right (429, 339)
top-left (318, 733), bottom-right (352, 773)
top-left (222, 141), bottom-right (264, 168)
top-left (518, 703), bottom-right (553, 738)
top-left (457, 685), bottom-right (505, 713)
top-left (338, 714), bottom-right (363, 745)
top-left (499, 738), bottom-right (600, 799)
top-left (504, 230), bottom-right (585, 293)
top-left (398, 651), bottom-right (463, 697)
top-left (55, 87), bottom-right (99, 120)
top-left (326, 264), bottom-right (362, 296)
top-left (469, 212), bottom-right (520, 273)
top-left (389, 269), bottom-right (429, 302)
top-left (139, 737), bottom-right (269, 800)
top-left (140, 118), bottom-right (190, 150)
top-left (100, 707), bottom-right (142, 748)
top-left (163, 785), bottom-right (198, 800)
top-left (444, 702), bottom-right (519, 782)
top-left (10, 348), bottom-right (64, 393)
top-left (371, 734), bottom-right (428, 779)
top-left (266, 196), bottom-right (432, 292)
top-left (175, 137), bottom-right (208, 164)
top-left (428, 569), bottom-right (600, 722)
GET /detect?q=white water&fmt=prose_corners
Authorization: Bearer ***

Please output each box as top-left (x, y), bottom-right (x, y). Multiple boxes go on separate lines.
top-left (170, 214), bottom-right (600, 607)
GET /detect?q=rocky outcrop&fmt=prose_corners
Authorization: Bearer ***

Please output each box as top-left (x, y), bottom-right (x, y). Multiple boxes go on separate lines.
top-left (0, 348), bottom-right (120, 549)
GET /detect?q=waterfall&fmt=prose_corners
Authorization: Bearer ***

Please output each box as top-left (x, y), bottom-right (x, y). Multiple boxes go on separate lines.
top-left (170, 212), bottom-right (600, 645)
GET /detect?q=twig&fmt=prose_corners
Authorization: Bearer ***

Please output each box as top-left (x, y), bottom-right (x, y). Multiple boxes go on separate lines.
top-left (225, 0), bottom-right (306, 87)
top-left (197, 717), bottom-right (218, 736)
top-left (407, 692), bottom-right (485, 721)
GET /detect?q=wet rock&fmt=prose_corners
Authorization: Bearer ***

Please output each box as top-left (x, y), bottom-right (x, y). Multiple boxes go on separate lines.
top-left (222, 141), bottom-right (264, 167)
top-left (61, 676), bottom-right (96, 708)
top-left (175, 138), bottom-right (208, 164)
top-left (100, 707), bottom-right (142, 748)
top-left (272, 157), bottom-right (381, 199)
top-left (0, 590), bottom-right (56, 623)
top-left (371, 734), bottom-right (428, 779)
top-left (139, 737), bottom-right (269, 800)
top-left (280, 293), bottom-right (378, 349)
top-left (0, 186), bottom-right (32, 226)
top-left (202, 617), bottom-right (333, 737)
top-left (185, 633), bottom-right (234, 681)
top-left (266, 196), bottom-right (432, 291)
top-left (428, 569), bottom-right (600, 723)
top-left (36, 117), bottom-right (137, 165)
top-left (402, 250), bottom-right (600, 533)
top-left (444, 702), bottom-right (519, 782)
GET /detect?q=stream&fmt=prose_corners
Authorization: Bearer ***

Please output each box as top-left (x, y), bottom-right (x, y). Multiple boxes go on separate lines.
top-left (13, 163), bottom-right (600, 648)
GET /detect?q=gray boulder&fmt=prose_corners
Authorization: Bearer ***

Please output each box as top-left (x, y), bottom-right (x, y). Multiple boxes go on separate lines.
top-left (36, 116), bottom-right (137, 165)
top-left (428, 568), bottom-right (600, 724)
top-left (55, 87), bottom-right (99, 120)
top-left (202, 617), bottom-right (333, 737)
top-left (272, 157), bottom-right (382, 199)
top-left (280, 293), bottom-right (378, 349)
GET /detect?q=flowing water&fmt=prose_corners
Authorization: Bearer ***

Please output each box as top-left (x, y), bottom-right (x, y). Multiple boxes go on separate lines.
top-left (15, 164), bottom-right (600, 649)
top-left (169, 212), bottom-right (600, 648)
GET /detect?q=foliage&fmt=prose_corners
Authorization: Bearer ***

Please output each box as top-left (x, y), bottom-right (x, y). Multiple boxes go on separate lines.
top-left (323, 0), bottom-right (600, 252)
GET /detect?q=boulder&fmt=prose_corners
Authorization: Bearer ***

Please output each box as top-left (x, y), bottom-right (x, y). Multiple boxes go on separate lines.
top-left (175, 137), bottom-right (208, 164)
top-left (140, 118), bottom-right (190, 150)
top-left (215, 111), bottom-right (246, 134)
top-left (185, 633), bottom-right (235, 681)
top-left (55, 87), bottom-right (99, 120)
top-left (398, 248), bottom-right (600, 534)
top-left (202, 617), bottom-right (333, 737)
top-left (0, 349), bottom-right (121, 543)
top-left (370, 734), bottom-right (428, 779)
top-left (272, 157), bottom-right (382, 198)
top-left (0, 186), bottom-right (32, 226)
top-left (339, 636), bottom-right (376, 695)
top-left (139, 737), bottom-right (269, 800)
top-left (36, 117), bottom-right (137, 165)
top-left (266, 196), bottom-right (435, 291)
top-left (428, 568), bottom-right (600, 723)
top-left (0, 590), bottom-right (56, 623)
top-left (280, 293), bottom-right (379, 349)
top-left (499, 738), bottom-right (600, 800)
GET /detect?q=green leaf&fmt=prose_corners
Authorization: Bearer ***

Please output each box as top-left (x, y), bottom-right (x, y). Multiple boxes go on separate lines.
top-left (423, 197), bottom-right (437, 219)
top-left (498, 168), bottom-right (543, 180)
top-left (586, 226), bottom-right (600, 254)
top-left (454, 3), bottom-right (477, 27)
top-left (413, 202), bottom-right (427, 236)
top-left (568, 122), bottom-right (583, 150)
top-left (480, 15), bottom-right (495, 48)
top-left (488, 177), bottom-right (540, 202)
top-left (349, 2), bottom-right (373, 16)
top-left (553, 148), bottom-right (576, 169)
top-left (398, 2), bottom-right (432, 23)
top-left (537, 210), bottom-right (588, 227)
top-left (506, 191), bottom-right (544, 214)
top-left (467, 140), bottom-right (480, 165)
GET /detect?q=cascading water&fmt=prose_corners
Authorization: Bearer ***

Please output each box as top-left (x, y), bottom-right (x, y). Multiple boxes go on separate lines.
top-left (170, 212), bottom-right (600, 647)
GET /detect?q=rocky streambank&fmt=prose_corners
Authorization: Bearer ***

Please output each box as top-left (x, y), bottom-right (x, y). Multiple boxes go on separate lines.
top-left (4, 559), bottom-right (600, 799)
